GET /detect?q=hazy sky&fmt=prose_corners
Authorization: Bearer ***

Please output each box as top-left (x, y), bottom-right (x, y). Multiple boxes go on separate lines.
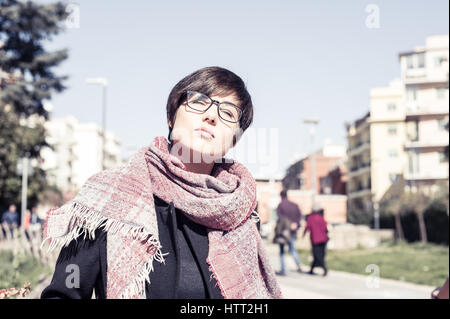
top-left (40, 0), bottom-right (449, 177)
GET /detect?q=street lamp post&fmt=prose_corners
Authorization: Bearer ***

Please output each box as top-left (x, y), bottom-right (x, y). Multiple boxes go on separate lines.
top-left (16, 155), bottom-right (33, 230)
top-left (373, 201), bottom-right (380, 230)
top-left (86, 77), bottom-right (108, 171)
top-left (304, 118), bottom-right (320, 209)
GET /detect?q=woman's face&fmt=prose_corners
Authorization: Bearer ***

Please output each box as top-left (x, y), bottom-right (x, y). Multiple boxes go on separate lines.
top-left (169, 92), bottom-right (242, 164)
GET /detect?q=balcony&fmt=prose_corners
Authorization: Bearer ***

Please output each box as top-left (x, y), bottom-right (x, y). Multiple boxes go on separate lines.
top-left (348, 162), bottom-right (371, 177)
top-left (404, 170), bottom-right (448, 181)
top-left (348, 141), bottom-right (370, 157)
top-left (405, 132), bottom-right (448, 149)
top-left (402, 68), bottom-right (448, 85)
top-left (405, 140), bottom-right (448, 149)
top-left (348, 186), bottom-right (372, 199)
top-left (405, 104), bottom-right (449, 119)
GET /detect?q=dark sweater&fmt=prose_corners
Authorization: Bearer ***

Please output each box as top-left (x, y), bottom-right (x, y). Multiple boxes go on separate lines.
top-left (41, 195), bottom-right (224, 299)
top-left (276, 198), bottom-right (302, 225)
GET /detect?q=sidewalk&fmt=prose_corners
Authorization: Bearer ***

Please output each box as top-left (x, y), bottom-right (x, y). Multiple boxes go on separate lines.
top-left (23, 241), bottom-right (437, 299)
top-left (265, 243), bottom-right (436, 299)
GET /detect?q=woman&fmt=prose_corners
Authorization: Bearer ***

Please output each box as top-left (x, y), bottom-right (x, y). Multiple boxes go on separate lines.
top-left (40, 66), bottom-right (282, 299)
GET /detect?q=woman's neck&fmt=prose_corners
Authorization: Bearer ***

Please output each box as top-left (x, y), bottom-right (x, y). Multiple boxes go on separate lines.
top-left (182, 161), bottom-right (215, 175)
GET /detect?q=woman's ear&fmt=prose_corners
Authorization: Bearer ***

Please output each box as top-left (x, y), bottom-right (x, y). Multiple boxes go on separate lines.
top-left (168, 117), bottom-right (175, 129)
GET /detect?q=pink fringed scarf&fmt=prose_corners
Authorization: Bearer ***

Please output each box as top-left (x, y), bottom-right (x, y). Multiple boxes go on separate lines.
top-left (42, 136), bottom-right (282, 299)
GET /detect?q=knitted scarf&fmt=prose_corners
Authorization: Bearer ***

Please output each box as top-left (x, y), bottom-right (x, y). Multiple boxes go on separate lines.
top-left (42, 136), bottom-right (283, 299)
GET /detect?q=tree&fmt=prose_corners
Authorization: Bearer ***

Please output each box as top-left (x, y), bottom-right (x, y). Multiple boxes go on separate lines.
top-left (378, 177), bottom-right (406, 240)
top-left (0, 0), bottom-right (68, 212)
top-left (400, 190), bottom-right (429, 243)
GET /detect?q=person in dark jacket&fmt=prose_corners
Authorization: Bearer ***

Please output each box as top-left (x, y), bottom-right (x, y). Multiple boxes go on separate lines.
top-left (274, 190), bottom-right (303, 276)
top-left (1, 204), bottom-right (18, 238)
top-left (41, 195), bottom-right (224, 299)
top-left (303, 204), bottom-right (329, 276)
top-left (41, 67), bottom-right (282, 299)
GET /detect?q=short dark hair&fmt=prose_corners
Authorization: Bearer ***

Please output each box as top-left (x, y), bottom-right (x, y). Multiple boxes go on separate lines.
top-left (280, 190), bottom-right (287, 198)
top-left (166, 66), bottom-right (254, 144)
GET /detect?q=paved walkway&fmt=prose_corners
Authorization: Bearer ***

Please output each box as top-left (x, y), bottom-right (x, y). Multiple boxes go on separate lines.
top-left (10, 239), bottom-right (437, 299)
top-left (265, 243), bottom-right (436, 299)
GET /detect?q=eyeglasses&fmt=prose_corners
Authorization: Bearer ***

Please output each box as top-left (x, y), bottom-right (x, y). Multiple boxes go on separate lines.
top-left (185, 90), bottom-right (242, 123)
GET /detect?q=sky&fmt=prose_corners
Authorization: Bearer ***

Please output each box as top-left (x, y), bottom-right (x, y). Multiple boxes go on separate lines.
top-left (39, 0), bottom-right (449, 178)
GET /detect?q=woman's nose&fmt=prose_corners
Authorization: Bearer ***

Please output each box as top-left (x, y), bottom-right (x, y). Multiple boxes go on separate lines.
top-left (203, 102), bottom-right (219, 123)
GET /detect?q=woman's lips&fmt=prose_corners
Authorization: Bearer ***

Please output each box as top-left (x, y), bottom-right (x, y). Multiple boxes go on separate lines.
top-left (195, 128), bottom-right (215, 139)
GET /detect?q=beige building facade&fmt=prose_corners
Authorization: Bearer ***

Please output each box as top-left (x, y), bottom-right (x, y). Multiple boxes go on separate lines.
top-left (347, 34), bottom-right (449, 217)
top-left (400, 34), bottom-right (449, 195)
top-left (41, 116), bottom-right (123, 198)
top-left (346, 112), bottom-right (372, 214)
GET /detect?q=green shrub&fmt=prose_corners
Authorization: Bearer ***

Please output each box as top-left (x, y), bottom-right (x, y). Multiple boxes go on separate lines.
top-left (0, 250), bottom-right (51, 293)
top-left (347, 209), bottom-right (373, 226)
top-left (424, 202), bottom-right (449, 245)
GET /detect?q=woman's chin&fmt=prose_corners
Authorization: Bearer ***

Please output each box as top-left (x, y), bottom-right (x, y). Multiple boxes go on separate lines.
top-left (171, 138), bottom-right (224, 163)
top-left (189, 147), bottom-right (222, 164)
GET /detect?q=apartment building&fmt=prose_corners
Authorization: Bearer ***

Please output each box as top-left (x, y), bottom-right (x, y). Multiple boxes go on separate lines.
top-left (399, 34), bottom-right (449, 195)
top-left (41, 116), bottom-right (122, 197)
top-left (347, 34), bottom-right (449, 216)
top-left (346, 112), bottom-right (372, 214)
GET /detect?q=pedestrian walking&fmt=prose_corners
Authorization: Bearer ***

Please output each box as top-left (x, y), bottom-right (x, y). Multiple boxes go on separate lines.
top-left (23, 208), bottom-right (32, 241)
top-left (303, 204), bottom-right (329, 276)
top-left (30, 206), bottom-right (43, 226)
top-left (23, 209), bottom-right (31, 229)
top-left (273, 189), bottom-right (303, 276)
top-left (1, 204), bottom-right (18, 238)
top-left (41, 66), bottom-right (282, 299)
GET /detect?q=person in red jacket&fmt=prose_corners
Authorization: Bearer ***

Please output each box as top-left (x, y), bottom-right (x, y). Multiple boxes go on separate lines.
top-left (303, 204), bottom-right (329, 276)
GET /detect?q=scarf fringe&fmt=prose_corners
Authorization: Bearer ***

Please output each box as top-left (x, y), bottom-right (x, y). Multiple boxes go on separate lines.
top-left (206, 257), bottom-right (227, 299)
top-left (41, 201), bottom-right (167, 299)
top-left (118, 248), bottom-right (166, 299)
top-left (41, 201), bottom-right (160, 251)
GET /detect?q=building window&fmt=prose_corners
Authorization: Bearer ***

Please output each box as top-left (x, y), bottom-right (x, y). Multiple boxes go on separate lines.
top-left (387, 103), bottom-right (396, 111)
top-left (434, 56), bottom-right (447, 66)
top-left (407, 121), bottom-right (419, 141)
top-left (436, 88), bottom-right (446, 99)
top-left (434, 56), bottom-right (440, 66)
top-left (407, 55), bottom-right (414, 69)
top-left (440, 151), bottom-right (448, 163)
top-left (388, 149), bottom-right (398, 158)
top-left (417, 53), bottom-right (425, 68)
top-left (408, 150), bottom-right (420, 174)
top-left (407, 53), bottom-right (426, 69)
top-left (408, 153), bottom-right (414, 174)
top-left (406, 87), bottom-right (418, 101)
top-left (388, 124), bottom-right (397, 135)
top-left (438, 118), bottom-right (448, 130)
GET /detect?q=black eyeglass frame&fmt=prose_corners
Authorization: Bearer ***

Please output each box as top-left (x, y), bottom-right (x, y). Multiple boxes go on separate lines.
top-left (185, 90), bottom-right (243, 124)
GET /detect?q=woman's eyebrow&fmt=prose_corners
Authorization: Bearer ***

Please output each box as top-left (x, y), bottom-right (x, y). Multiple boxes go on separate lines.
top-left (214, 96), bottom-right (240, 106)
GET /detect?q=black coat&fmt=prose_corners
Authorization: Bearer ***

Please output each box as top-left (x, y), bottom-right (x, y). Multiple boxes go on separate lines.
top-left (41, 195), bottom-right (224, 299)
